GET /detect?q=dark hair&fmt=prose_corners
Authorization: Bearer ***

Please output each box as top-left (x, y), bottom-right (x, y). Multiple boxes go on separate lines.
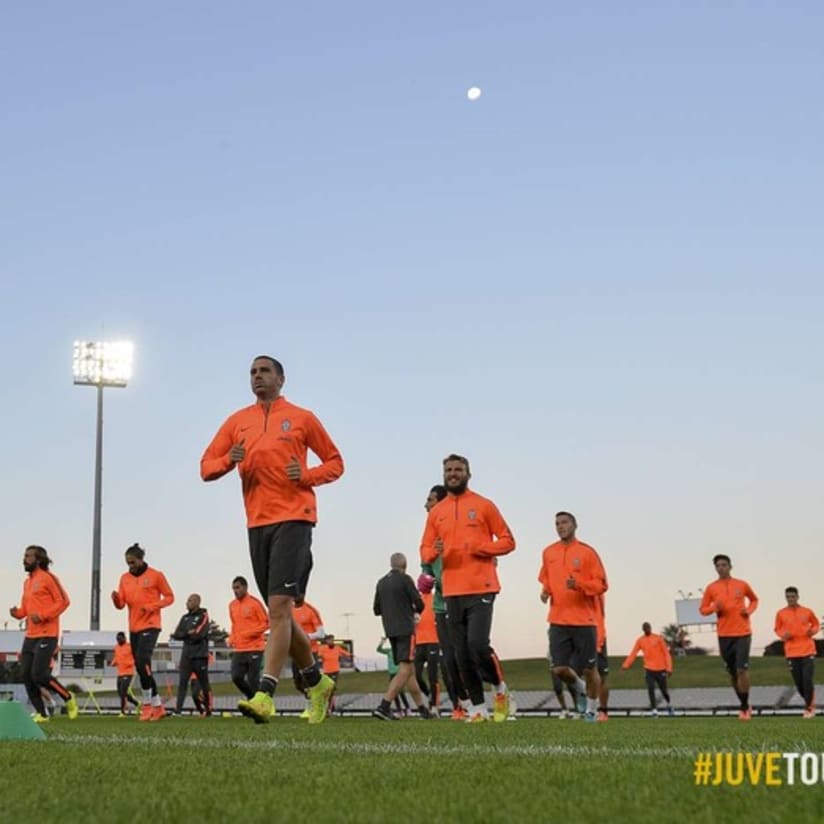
top-left (233, 576), bottom-right (248, 587)
top-left (429, 484), bottom-right (447, 502)
top-left (253, 355), bottom-right (284, 377)
top-left (785, 586), bottom-right (799, 595)
top-left (26, 545), bottom-right (52, 570)
top-left (712, 554), bottom-right (731, 566)
top-left (116, 631), bottom-right (126, 641)
top-left (555, 511), bottom-right (578, 527)
top-left (125, 543), bottom-right (145, 560)
top-left (443, 454), bottom-right (470, 473)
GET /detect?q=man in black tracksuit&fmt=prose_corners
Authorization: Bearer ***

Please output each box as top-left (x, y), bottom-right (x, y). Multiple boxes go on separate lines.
top-left (372, 553), bottom-right (432, 720)
top-left (172, 593), bottom-right (212, 716)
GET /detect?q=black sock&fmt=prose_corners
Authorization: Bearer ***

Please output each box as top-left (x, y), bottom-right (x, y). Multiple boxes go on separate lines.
top-left (740, 692), bottom-right (749, 710)
top-left (300, 663), bottom-right (321, 688)
top-left (260, 675), bottom-right (278, 696)
top-left (379, 699), bottom-right (391, 713)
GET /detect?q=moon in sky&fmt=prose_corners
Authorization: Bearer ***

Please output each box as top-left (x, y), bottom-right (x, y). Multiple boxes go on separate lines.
top-left (466, 86), bottom-right (482, 101)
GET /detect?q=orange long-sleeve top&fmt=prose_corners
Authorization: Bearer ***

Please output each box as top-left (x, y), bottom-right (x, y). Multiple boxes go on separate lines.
top-left (112, 566), bottom-right (175, 633)
top-left (294, 601), bottom-right (325, 653)
top-left (774, 604), bottom-right (819, 658)
top-left (419, 489), bottom-right (515, 597)
top-left (622, 633), bottom-right (673, 672)
top-left (200, 397), bottom-right (344, 528)
top-left (110, 642), bottom-right (136, 676)
top-left (228, 593), bottom-right (269, 653)
top-left (11, 567), bottom-right (70, 638)
top-left (317, 643), bottom-right (352, 675)
top-left (537, 539), bottom-right (608, 626)
top-left (699, 577), bottom-right (758, 637)
top-left (415, 591), bottom-right (438, 645)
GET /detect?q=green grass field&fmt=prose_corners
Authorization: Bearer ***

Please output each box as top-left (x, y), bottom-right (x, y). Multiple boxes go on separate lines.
top-left (2, 713), bottom-right (822, 823)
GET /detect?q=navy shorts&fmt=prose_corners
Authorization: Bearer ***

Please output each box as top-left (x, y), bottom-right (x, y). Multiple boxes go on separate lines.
top-left (549, 625), bottom-right (597, 670)
top-left (390, 635), bottom-right (415, 664)
top-left (719, 635), bottom-right (751, 674)
top-left (248, 520), bottom-right (313, 599)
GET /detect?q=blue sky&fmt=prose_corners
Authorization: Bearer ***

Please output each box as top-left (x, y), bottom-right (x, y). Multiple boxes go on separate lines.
top-left (2, 2), bottom-right (822, 662)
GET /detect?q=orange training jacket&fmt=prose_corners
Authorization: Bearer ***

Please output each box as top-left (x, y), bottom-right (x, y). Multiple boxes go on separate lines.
top-left (318, 644), bottom-right (351, 675)
top-left (622, 633), bottom-right (672, 672)
top-left (415, 591), bottom-right (438, 645)
top-left (699, 577), bottom-right (758, 637)
top-left (774, 604), bottom-right (819, 658)
top-left (538, 539), bottom-right (607, 626)
top-left (294, 601), bottom-right (325, 653)
top-left (111, 642), bottom-right (136, 676)
top-left (112, 566), bottom-right (175, 633)
top-left (419, 489), bottom-right (515, 597)
top-left (200, 397), bottom-right (344, 528)
top-left (11, 567), bottom-right (70, 639)
top-left (228, 593), bottom-right (269, 653)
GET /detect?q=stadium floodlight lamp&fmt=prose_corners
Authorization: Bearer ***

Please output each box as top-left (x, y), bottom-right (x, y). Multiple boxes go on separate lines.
top-left (72, 339), bottom-right (134, 631)
top-left (73, 341), bottom-right (134, 387)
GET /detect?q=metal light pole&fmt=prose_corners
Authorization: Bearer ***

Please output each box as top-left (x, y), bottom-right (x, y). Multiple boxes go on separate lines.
top-left (73, 341), bottom-right (134, 631)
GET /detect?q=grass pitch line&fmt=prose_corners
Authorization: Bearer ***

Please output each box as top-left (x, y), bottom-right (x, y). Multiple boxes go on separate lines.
top-left (48, 732), bottom-right (700, 759)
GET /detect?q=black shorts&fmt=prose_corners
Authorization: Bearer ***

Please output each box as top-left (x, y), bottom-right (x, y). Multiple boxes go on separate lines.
top-left (248, 521), bottom-right (313, 599)
top-left (549, 625), bottom-right (597, 670)
top-left (390, 635), bottom-right (415, 664)
top-left (719, 635), bottom-right (751, 674)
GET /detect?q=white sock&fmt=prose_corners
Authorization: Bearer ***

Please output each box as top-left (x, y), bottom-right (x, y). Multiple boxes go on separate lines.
top-left (142, 689), bottom-right (152, 704)
top-left (497, 681), bottom-right (508, 695)
top-left (460, 698), bottom-right (472, 711)
top-left (586, 697), bottom-right (597, 714)
top-left (151, 694), bottom-right (161, 707)
top-left (471, 703), bottom-right (488, 717)
top-left (575, 677), bottom-right (586, 694)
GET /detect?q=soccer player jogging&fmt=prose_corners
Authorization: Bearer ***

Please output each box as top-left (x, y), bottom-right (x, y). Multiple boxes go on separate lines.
top-left (774, 586), bottom-right (819, 718)
top-left (622, 622), bottom-right (674, 716)
top-left (201, 355), bottom-right (344, 724)
top-left (110, 632), bottom-right (140, 716)
top-left (172, 593), bottom-right (213, 716)
top-left (420, 455), bottom-right (516, 723)
top-left (594, 594), bottom-right (610, 721)
top-left (227, 576), bottom-right (268, 700)
top-left (293, 598), bottom-right (326, 717)
top-left (538, 512), bottom-right (608, 723)
top-left (317, 634), bottom-right (353, 715)
top-left (699, 554), bottom-right (758, 721)
top-left (372, 553), bottom-right (433, 720)
top-left (111, 543), bottom-right (175, 721)
top-left (9, 545), bottom-right (78, 722)
top-left (420, 483), bottom-right (469, 720)
top-left (413, 576), bottom-right (442, 715)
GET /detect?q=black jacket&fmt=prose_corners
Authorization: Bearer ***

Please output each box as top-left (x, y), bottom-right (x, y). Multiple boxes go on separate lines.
top-left (172, 607), bottom-right (210, 658)
top-left (373, 569), bottom-right (424, 638)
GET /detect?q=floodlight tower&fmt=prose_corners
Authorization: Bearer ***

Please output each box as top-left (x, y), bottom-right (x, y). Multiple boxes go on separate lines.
top-left (72, 341), bottom-right (134, 631)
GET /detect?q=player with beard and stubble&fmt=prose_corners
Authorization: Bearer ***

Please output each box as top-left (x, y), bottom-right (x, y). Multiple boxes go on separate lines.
top-left (420, 455), bottom-right (516, 723)
top-left (10, 545), bottom-right (77, 722)
top-left (201, 355), bottom-right (344, 724)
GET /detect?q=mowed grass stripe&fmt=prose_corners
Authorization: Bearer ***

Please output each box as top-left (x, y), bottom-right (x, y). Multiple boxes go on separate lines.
top-left (44, 730), bottom-right (722, 758)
